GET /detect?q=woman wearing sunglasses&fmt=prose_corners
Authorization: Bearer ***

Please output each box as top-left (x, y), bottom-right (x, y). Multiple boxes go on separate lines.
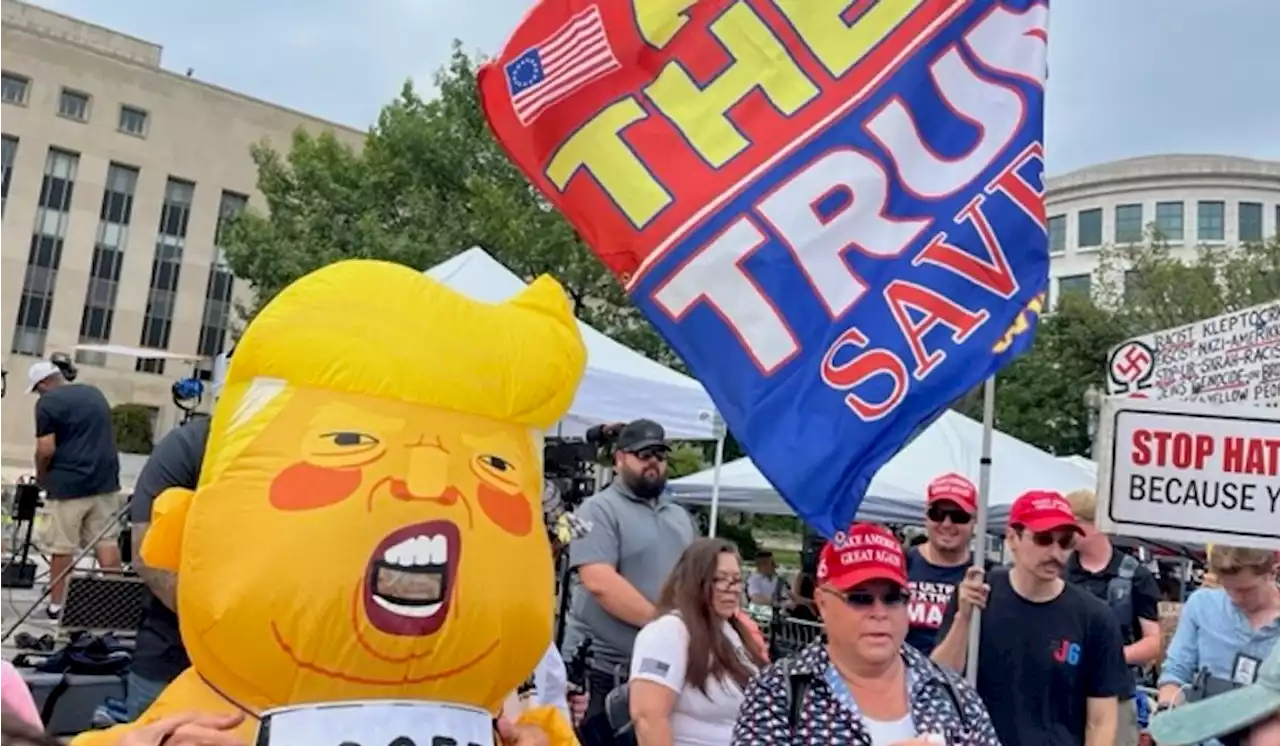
top-left (732, 523), bottom-right (999, 746)
top-left (628, 538), bottom-right (769, 746)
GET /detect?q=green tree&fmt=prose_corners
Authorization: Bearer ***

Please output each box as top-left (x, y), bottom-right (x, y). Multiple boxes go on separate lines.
top-left (959, 233), bottom-right (1280, 455)
top-left (666, 442), bottom-right (708, 479)
top-left (221, 45), bottom-right (677, 367)
top-left (1095, 232), bottom-right (1280, 335)
top-left (956, 294), bottom-right (1129, 455)
top-left (111, 404), bottom-right (154, 454)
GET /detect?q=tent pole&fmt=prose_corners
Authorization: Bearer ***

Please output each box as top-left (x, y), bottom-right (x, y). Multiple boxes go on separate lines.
top-left (707, 415), bottom-right (727, 538)
top-left (966, 376), bottom-right (996, 686)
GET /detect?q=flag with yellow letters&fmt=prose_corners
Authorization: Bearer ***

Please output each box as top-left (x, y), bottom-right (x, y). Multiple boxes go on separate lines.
top-left (479, 0), bottom-right (1050, 536)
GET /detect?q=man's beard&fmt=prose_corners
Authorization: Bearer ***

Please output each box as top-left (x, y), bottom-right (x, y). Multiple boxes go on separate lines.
top-left (623, 470), bottom-right (667, 500)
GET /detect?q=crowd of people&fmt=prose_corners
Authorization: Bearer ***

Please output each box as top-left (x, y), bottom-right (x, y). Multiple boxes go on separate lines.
top-left (556, 425), bottom-right (1279, 746)
top-left (4, 356), bottom-right (1279, 746)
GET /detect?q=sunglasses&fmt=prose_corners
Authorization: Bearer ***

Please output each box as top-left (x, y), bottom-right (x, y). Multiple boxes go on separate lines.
top-left (1028, 530), bottom-right (1076, 550)
top-left (926, 506), bottom-right (973, 525)
top-left (631, 448), bottom-right (668, 462)
top-left (828, 586), bottom-right (908, 608)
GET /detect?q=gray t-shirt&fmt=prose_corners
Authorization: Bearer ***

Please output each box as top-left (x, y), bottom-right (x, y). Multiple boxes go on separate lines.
top-left (129, 416), bottom-right (209, 681)
top-left (561, 481), bottom-right (696, 673)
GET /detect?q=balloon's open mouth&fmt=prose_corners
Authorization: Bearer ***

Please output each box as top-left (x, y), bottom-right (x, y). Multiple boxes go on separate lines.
top-left (363, 520), bottom-right (460, 636)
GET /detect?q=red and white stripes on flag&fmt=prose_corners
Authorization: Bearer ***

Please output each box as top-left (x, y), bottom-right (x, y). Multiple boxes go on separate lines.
top-left (504, 5), bottom-right (620, 125)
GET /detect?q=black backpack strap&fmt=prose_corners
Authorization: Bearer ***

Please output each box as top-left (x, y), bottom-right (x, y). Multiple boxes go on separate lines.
top-left (39, 674), bottom-right (71, 727)
top-left (787, 671), bottom-right (813, 730)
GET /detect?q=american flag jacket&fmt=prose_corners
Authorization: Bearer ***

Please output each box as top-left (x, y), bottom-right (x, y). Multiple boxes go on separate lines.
top-left (731, 638), bottom-right (1001, 746)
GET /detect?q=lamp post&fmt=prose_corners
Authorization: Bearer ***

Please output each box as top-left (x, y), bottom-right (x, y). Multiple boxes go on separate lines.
top-left (1083, 384), bottom-right (1103, 461)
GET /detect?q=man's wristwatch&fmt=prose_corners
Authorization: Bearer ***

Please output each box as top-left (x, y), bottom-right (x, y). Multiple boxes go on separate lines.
top-left (1155, 701), bottom-right (1174, 713)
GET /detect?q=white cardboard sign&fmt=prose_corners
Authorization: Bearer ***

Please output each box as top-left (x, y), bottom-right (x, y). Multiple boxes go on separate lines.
top-left (1095, 397), bottom-right (1280, 550)
top-left (255, 700), bottom-right (494, 746)
top-left (1104, 300), bottom-right (1280, 407)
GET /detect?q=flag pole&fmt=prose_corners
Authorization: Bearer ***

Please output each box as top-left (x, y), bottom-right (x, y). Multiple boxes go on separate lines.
top-left (965, 375), bottom-right (996, 686)
top-left (707, 412), bottom-right (727, 537)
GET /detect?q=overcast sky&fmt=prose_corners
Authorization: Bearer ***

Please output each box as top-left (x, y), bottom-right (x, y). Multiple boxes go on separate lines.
top-left (29, 0), bottom-right (1280, 175)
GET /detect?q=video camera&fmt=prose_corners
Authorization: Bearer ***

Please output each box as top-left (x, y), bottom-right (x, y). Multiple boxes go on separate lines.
top-left (544, 439), bottom-right (596, 512)
top-left (49, 351), bottom-right (79, 382)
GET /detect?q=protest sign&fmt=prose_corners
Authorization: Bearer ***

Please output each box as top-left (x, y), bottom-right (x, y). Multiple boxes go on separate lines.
top-left (479, 0), bottom-right (1050, 535)
top-left (1095, 396), bottom-right (1280, 550)
top-left (1106, 300), bottom-right (1280, 408)
top-left (255, 701), bottom-right (493, 746)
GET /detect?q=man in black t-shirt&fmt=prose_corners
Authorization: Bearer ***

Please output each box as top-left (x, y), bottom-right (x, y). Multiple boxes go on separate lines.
top-left (28, 361), bottom-right (122, 618)
top-left (932, 490), bottom-right (1130, 746)
top-left (1065, 489), bottom-right (1163, 746)
top-left (905, 472), bottom-right (978, 655)
top-left (126, 415), bottom-right (210, 720)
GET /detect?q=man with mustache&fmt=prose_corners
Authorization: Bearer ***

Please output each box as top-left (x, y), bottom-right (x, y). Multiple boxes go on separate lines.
top-left (932, 491), bottom-right (1130, 746)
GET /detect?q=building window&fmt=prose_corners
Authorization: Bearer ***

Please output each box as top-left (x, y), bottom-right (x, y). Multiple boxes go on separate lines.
top-left (77, 163), bottom-right (139, 365)
top-left (1, 72), bottom-right (29, 105)
top-left (1077, 208), bottom-right (1103, 248)
top-left (198, 191), bottom-right (248, 359)
top-left (1238, 202), bottom-right (1263, 243)
top-left (118, 105), bottom-right (148, 137)
top-left (1155, 202), bottom-right (1184, 241)
top-left (2, 135), bottom-right (16, 215)
top-left (1197, 201), bottom-right (1225, 242)
top-left (1115, 204), bottom-right (1143, 244)
top-left (58, 89), bottom-right (90, 121)
top-left (1047, 214), bottom-right (1066, 253)
top-left (1057, 274), bottom-right (1091, 303)
top-left (137, 177), bottom-right (195, 374)
top-left (11, 148), bottom-right (78, 356)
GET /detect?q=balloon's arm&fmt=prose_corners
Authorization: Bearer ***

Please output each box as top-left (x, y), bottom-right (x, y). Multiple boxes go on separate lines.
top-left (516, 704), bottom-right (580, 746)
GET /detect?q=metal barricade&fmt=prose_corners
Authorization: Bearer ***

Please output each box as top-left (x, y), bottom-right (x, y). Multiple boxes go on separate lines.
top-left (771, 617), bottom-right (824, 659)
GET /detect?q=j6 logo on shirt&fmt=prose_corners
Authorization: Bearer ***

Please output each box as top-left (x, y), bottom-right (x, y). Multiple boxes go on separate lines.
top-left (1053, 639), bottom-right (1081, 666)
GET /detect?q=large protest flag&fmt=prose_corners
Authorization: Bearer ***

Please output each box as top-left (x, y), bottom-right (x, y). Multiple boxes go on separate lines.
top-left (479, 0), bottom-right (1050, 536)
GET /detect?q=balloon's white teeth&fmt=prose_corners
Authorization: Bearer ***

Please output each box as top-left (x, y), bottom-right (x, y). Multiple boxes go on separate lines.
top-left (382, 534), bottom-right (448, 566)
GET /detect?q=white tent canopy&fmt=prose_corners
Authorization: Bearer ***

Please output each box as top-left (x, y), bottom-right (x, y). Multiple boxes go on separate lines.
top-left (669, 410), bottom-right (1097, 527)
top-left (1057, 454), bottom-right (1097, 480)
top-left (425, 248), bottom-right (718, 440)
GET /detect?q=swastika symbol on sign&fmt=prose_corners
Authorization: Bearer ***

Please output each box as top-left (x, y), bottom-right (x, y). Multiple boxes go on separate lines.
top-left (1108, 340), bottom-right (1156, 392)
top-left (1114, 345), bottom-right (1151, 379)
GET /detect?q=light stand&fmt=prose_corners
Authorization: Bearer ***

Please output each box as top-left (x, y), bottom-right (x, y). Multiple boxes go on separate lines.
top-left (1, 479), bottom-right (43, 589)
top-left (1084, 383), bottom-right (1103, 461)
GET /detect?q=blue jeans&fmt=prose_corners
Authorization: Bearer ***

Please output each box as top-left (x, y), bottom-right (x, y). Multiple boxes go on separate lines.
top-left (125, 672), bottom-right (169, 721)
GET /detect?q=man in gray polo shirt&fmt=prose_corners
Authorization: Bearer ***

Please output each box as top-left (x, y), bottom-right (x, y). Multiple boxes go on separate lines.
top-left (562, 419), bottom-right (695, 742)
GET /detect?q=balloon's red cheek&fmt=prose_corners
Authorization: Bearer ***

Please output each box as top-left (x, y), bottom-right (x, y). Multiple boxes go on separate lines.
top-left (270, 462), bottom-right (361, 511)
top-left (477, 482), bottom-right (532, 536)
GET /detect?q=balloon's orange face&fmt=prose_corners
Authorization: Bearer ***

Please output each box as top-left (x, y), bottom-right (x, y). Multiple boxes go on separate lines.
top-left (177, 386), bottom-right (553, 711)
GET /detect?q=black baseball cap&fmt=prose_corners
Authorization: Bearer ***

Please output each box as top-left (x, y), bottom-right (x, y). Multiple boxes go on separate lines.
top-left (615, 419), bottom-right (668, 452)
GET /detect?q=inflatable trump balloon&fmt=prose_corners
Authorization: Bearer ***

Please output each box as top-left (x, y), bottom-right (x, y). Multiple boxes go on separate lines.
top-left (75, 260), bottom-right (586, 746)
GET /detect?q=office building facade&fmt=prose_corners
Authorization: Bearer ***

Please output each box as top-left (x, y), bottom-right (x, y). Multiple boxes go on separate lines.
top-left (1, 0), bottom-right (362, 455)
top-left (1044, 154), bottom-right (1280, 307)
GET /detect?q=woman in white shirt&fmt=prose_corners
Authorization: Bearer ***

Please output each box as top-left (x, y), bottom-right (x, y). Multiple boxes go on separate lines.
top-left (629, 538), bottom-right (769, 746)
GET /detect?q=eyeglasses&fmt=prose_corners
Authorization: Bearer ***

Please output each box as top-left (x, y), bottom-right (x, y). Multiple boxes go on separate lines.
top-left (926, 506), bottom-right (973, 525)
top-left (631, 448), bottom-right (668, 463)
top-left (1027, 530), bottom-right (1076, 550)
top-left (712, 576), bottom-right (743, 591)
top-left (826, 586), bottom-right (908, 608)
